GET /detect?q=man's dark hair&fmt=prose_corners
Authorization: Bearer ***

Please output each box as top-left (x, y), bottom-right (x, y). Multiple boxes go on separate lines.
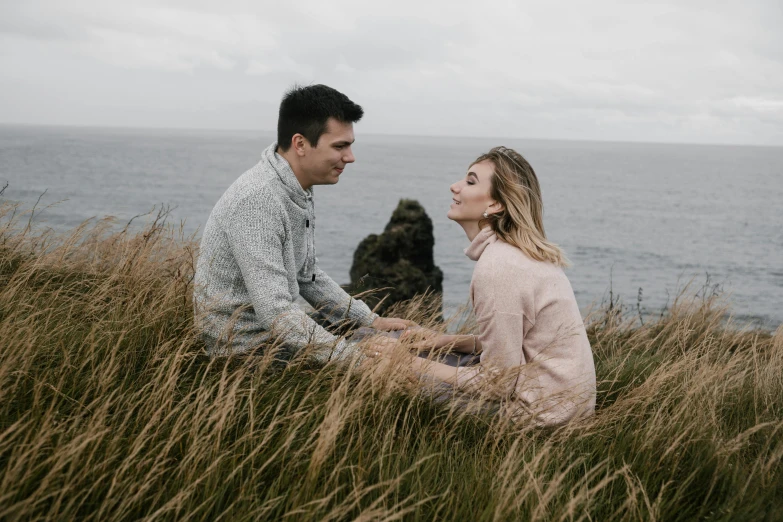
top-left (277, 84), bottom-right (364, 151)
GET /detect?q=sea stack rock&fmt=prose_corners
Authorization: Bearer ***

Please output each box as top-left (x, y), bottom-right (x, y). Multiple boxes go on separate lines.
top-left (349, 199), bottom-right (443, 316)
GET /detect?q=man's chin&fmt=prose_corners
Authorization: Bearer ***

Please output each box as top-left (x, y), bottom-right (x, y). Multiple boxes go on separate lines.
top-left (313, 175), bottom-right (341, 186)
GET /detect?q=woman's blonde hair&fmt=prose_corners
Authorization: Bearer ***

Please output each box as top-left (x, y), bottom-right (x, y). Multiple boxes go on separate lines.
top-left (474, 146), bottom-right (569, 267)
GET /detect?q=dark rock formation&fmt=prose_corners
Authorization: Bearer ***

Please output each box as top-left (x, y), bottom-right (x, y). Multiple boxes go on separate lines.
top-left (348, 199), bottom-right (443, 317)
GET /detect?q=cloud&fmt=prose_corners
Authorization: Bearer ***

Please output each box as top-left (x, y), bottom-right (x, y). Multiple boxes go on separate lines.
top-left (730, 97), bottom-right (783, 114)
top-left (246, 56), bottom-right (313, 78)
top-left (334, 61), bottom-right (356, 74)
top-left (0, 0), bottom-right (782, 144)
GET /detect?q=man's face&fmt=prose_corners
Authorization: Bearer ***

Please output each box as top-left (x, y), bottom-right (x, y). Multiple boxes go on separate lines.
top-left (301, 118), bottom-right (356, 187)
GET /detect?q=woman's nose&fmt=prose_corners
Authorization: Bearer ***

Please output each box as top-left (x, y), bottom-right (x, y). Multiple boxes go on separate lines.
top-left (450, 182), bottom-right (459, 194)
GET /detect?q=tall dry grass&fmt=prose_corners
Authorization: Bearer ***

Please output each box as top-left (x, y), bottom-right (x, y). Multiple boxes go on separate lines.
top-left (1, 202), bottom-right (782, 521)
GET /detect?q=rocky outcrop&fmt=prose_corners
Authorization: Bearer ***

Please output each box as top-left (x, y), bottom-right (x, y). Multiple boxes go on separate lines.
top-left (348, 199), bottom-right (443, 317)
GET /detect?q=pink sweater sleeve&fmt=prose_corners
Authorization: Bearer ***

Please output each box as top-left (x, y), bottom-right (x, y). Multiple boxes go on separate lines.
top-left (455, 311), bottom-right (527, 396)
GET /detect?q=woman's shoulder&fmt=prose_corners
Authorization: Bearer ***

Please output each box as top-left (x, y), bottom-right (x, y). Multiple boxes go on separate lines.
top-left (473, 240), bottom-right (565, 314)
top-left (483, 239), bottom-right (565, 281)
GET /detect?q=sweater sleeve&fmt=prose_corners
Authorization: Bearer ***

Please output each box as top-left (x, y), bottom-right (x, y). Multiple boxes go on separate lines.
top-left (455, 311), bottom-right (527, 397)
top-left (298, 263), bottom-right (378, 327)
top-left (221, 194), bottom-right (350, 361)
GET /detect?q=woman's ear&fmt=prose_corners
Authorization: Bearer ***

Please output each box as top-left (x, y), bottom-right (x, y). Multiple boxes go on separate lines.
top-left (487, 200), bottom-right (504, 215)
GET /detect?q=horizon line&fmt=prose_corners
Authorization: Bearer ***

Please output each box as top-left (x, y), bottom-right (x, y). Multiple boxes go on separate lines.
top-left (1, 121), bottom-right (781, 150)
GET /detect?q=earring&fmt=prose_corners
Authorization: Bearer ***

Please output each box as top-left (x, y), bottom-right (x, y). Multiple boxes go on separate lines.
top-left (482, 211), bottom-right (489, 218)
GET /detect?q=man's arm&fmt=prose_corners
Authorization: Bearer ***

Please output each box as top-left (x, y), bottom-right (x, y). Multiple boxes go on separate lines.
top-left (299, 264), bottom-right (415, 331)
top-left (298, 264), bottom-right (378, 327)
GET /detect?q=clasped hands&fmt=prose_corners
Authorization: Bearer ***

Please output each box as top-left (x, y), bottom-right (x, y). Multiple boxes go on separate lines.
top-left (364, 318), bottom-right (445, 360)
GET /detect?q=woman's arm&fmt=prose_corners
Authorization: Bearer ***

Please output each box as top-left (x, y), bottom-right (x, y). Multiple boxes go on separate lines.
top-left (432, 334), bottom-right (482, 355)
top-left (400, 329), bottom-right (482, 355)
top-left (410, 357), bottom-right (460, 385)
top-left (364, 337), bottom-right (482, 392)
top-left (409, 312), bottom-right (526, 396)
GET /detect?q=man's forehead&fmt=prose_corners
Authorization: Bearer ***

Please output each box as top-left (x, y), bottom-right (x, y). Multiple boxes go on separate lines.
top-left (324, 119), bottom-right (355, 142)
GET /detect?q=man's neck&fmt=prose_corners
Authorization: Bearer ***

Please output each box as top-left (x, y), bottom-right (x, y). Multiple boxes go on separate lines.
top-left (277, 147), bottom-right (311, 191)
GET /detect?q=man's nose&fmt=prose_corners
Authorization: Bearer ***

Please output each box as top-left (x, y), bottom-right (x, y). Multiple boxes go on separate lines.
top-left (343, 147), bottom-right (356, 163)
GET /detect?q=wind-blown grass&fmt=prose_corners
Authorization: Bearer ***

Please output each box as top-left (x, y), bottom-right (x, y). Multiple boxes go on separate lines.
top-left (1, 203), bottom-right (781, 521)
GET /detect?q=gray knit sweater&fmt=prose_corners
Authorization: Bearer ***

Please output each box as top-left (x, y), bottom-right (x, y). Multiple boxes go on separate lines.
top-left (194, 143), bottom-right (377, 358)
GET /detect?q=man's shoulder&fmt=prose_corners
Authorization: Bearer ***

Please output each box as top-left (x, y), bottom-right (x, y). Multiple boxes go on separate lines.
top-left (216, 162), bottom-right (285, 214)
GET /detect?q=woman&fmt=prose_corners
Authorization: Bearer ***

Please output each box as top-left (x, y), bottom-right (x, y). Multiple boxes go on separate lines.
top-left (375, 146), bottom-right (596, 427)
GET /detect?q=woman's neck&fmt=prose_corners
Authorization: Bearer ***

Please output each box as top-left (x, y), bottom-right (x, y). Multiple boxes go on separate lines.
top-left (460, 221), bottom-right (483, 242)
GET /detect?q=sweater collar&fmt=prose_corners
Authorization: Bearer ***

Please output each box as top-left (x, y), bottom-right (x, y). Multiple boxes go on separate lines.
top-left (261, 142), bottom-right (313, 206)
top-left (464, 226), bottom-right (497, 261)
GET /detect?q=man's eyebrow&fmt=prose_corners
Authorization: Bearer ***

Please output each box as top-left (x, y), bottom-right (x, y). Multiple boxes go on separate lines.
top-left (333, 139), bottom-right (355, 146)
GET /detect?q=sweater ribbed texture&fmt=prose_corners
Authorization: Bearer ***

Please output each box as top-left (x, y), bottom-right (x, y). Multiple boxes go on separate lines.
top-left (457, 227), bottom-right (597, 426)
top-left (194, 143), bottom-right (377, 359)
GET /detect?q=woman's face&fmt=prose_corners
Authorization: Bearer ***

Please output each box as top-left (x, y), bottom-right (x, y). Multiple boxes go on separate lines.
top-left (448, 160), bottom-right (497, 224)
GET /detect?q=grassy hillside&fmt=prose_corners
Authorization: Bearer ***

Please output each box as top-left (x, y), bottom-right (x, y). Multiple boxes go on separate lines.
top-left (1, 204), bottom-right (781, 521)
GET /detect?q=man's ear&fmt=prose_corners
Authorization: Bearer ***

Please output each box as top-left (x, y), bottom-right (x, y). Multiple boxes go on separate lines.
top-left (292, 134), bottom-right (307, 157)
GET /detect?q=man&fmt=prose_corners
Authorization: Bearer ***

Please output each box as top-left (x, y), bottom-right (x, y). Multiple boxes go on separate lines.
top-left (194, 84), bottom-right (410, 360)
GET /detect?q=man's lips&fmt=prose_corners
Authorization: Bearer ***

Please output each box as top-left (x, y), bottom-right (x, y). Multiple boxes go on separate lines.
top-left (335, 167), bottom-right (344, 174)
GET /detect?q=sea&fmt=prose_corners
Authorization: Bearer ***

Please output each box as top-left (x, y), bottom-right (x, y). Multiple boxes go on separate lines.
top-left (1, 124), bottom-right (781, 329)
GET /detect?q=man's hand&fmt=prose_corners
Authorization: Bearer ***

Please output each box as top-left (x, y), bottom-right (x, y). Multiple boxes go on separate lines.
top-left (363, 336), bottom-right (410, 359)
top-left (364, 335), bottom-right (399, 355)
top-left (359, 347), bottom-right (419, 388)
top-left (371, 316), bottom-right (417, 331)
top-left (359, 337), bottom-right (418, 386)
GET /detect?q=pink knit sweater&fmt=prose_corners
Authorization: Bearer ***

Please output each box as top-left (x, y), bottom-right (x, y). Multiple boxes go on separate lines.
top-left (456, 227), bottom-right (596, 426)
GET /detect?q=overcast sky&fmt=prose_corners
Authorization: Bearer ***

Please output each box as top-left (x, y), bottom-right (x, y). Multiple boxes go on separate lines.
top-left (1, 0), bottom-right (782, 145)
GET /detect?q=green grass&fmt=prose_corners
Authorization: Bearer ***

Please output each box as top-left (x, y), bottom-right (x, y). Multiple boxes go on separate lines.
top-left (1, 203), bottom-right (782, 521)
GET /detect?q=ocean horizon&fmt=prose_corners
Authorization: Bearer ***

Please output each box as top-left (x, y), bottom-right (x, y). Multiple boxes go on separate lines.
top-left (5, 121), bottom-right (782, 149)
